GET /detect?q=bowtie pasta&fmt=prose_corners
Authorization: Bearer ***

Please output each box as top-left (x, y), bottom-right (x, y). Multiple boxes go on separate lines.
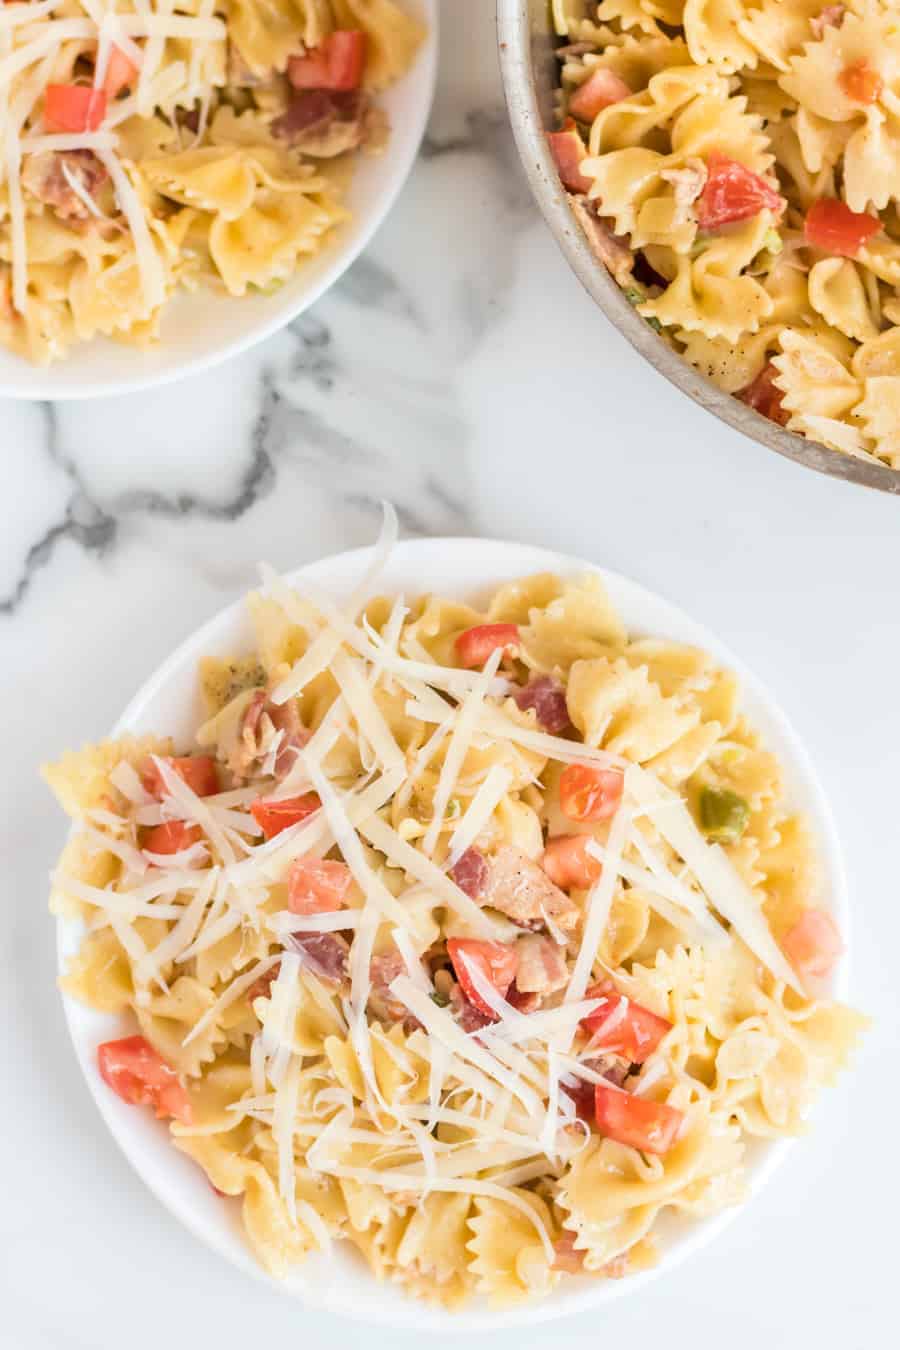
top-left (0, 0), bottom-right (425, 364)
top-left (549, 0), bottom-right (900, 467)
top-left (45, 549), bottom-right (864, 1309)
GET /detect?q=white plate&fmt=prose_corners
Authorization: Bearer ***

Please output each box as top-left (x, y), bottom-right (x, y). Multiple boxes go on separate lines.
top-left (0, 2), bottom-right (437, 401)
top-left (56, 537), bottom-right (850, 1328)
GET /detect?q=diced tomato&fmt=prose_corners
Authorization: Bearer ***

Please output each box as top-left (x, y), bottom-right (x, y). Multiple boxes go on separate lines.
top-left (142, 820), bottom-right (202, 856)
top-left (738, 362), bottom-right (789, 427)
top-left (44, 83), bottom-right (107, 133)
top-left (542, 834), bottom-right (602, 890)
top-left (581, 982), bottom-right (672, 1062)
top-left (454, 623), bottom-right (520, 669)
top-left (287, 857), bottom-right (353, 915)
top-left (594, 1084), bottom-right (683, 1155)
top-left (288, 29), bottom-right (366, 92)
top-left (781, 908), bottom-right (844, 981)
top-left (559, 764), bottom-right (624, 822)
top-left (696, 152), bottom-right (783, 231)
top-left (141, 755), bottom-right (219, 800)
top-left (250, 792), bottom-right (321, 840)
top-left (839, 59), bottom-right (882, 105)
top-left (547, 118), bottom-right (592, 194)
top-left (805, 198), bottom-right (880, 258)
top-left (568, 68), bottom-right (631, 123)
top-left (103, 46), bottom-right (138, 99)
top-left (447, 938), bottom-right (519, 1019)
top-left (97, 1035), bottom-right (192, 1124)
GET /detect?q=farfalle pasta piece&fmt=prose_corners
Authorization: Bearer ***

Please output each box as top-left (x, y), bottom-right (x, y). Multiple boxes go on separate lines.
top-left (771, 327), bottom-right (863, 419)
top-left (807, 256), bottom-right (880, 341)
top-left (467, 1190), bottom-right (558, 1305)
top-left (852, 375), bottom-right (900, 464)
top-left (210, 187), bottom-right (346, 294)
top-left (683, 0), bottom-right (758, 73)
top-left (567, 654), bottom-right (701, 761)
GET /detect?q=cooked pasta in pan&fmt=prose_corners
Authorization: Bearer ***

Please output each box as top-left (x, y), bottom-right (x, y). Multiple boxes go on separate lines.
top-left (0, 0), bottom-right (424, 364)
top-left (45, 531), bottom-right (864, 1307)
top-left (549, 0), bottom-right (900, 467)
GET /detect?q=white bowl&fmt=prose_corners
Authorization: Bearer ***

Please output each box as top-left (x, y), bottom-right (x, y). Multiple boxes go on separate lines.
top-left (55, 537), bottom-right (850, 1328)
top-left (0, 3), bottom-right (437, 401)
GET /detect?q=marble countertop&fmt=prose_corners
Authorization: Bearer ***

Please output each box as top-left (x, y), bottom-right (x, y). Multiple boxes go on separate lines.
top-left (2, 4), bottom-right (896, 1347)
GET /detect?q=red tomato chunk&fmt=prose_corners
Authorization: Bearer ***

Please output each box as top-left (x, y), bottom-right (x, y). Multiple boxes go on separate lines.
top-left (838, 59), bottom-right (883, 105)
top-left (542, 834), bottom-right (601, 890)
top-left (288, 30), bottom-right (366, 92)
top-left (44, 84), bottom-right (107, 132)
top-left (142, 820), bottom-right (202, 856)
top-left (568, 68), bottom-right (631, 123)
top-left (805, 198), bottom-right (880, 257)
top-left (447, 938), bottom-right (518, 1019)
top-left (454, 623), bottom-right (520, 669)
top-left (287, 857), bottom-right (353, 915)
top-left (142, 755), bottom-right (219, 800)
top-left (251, 792), bottom-right (321, 840)
top-left (559, 764), bottom-right (624, 822)
top-left (781, 908), bottom-right (844, 981)
top-left (581, 983), bottom-right (672, 1062)
top-left (103, 46), bottom-right (138, 98)
top-left (547, 120), bottom-right (592, 194)
top-left (594, 1084), bottom-right (683, 1155)
top-left (696, 152), bottom-right (783, 230)
top-left (98, 1035), bottom-right (192, 1123)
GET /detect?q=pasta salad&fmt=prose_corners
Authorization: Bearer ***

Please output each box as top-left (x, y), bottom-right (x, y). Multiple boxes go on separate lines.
top-left (0, 0), bottom-right (425, 365)
top-left (45, 528), bottom-right (864, 1309)
top-left (548, 0), bottom-right (900, 467)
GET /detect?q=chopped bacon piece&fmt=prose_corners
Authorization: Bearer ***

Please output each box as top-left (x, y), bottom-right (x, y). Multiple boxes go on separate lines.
top-left (547, 118), bottom-right (592, 194)
top-left (559, 764), bottom-right (624, 823)
top-left (505, 982), bottom-right (540, 1014)
top-left (513, 675), bottom-right (571, 733)
top-left (696, 152), bottom-right (783, 230)
top-left (141, 755), bottom-right (219, 800)
top-left (581, 982), bottom-right (672, 1063)
top-left (568, 67), bottom-right (631, 122)
top-left (810, 4), bottom-right (845, 37)
top-left (570, 199), bottom-right (635, 288)
top-left (447, 938), bottom-right (518, 1018)
top-left (738, 362), bottom-right (789, 427)
top-left (839, 59), bottom-right (882, 105)
top-left (367, 950), bottom-right (421, 1028)
top-left (781, 908), bottom-right (844, 981)
top-left (142, 820), bottom-right (202, 856)
top-left (290, 931), bottom-right (349, 985)
top-left (239, 689), bottom-right (309, 779)
top-left (288, 30), bottom-right (366, 92)
top-left (287, 857), bottom-right (353, 915)
top-left (271, 87), bottom-right (373, 157)
top-left (21, 149), bottom-right (108, 223)
top-left (594, 1085), bottom-right (683, 1155)
top-left (247, 961), bottom-right (280, 1002)
top-left (455, 623), bottom-right (520, 670)
top-left (542, 835), bottom-right (602, 891)
top-left (805, 198), bottom-right (880, 257)
top-left (449, 846), bottom-right (489, 899)
top-left (97, 1036), bottom-right (192, 1124)
top-left (44, 84), bottom-right (107, 133)
top-left (449, 981), bottom-right (493, 1033)
top-left (250, 792), bottom-right (320, 840)
top-left (514, 933), bottom-right (568, 995)
top-left (482, 844), bottom-right (581, 933)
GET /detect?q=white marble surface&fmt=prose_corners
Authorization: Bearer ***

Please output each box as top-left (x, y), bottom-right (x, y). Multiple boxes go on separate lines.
top-left (2, 3), bottom-right (897, 1346)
